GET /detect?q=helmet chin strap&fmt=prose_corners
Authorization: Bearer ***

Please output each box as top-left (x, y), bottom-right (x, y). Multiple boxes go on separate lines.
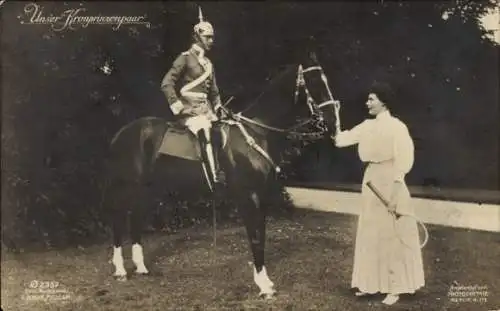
top-left (194, 32), bottom-right (210, 52)
top-left (194, 7), bottom-right (214, 51)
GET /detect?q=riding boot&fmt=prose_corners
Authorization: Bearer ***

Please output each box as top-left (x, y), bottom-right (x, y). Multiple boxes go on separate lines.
top-left (198, 139), bottom-right (213, 188)
top-left (197, 134), bottom-right (218, 191)
top-left (211, 127), bottom-right (225, 185)
top-left (211, 140), bottom-right (225, 185)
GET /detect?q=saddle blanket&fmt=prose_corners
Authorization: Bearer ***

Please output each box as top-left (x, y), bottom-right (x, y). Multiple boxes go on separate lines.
top-left (157, 125), bottom-right (201, 161)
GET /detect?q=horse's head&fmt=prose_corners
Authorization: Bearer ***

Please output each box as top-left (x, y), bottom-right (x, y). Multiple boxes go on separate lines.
top-left (293, 50), bottom-right (339, 137)
top-left (219, 48), bottom-right (341, 178)
top-left (225, 48), bottom-right (340, 142)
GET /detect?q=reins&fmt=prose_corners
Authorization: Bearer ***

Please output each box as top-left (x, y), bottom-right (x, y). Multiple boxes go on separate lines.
top-left (228, 112), bottom-right (326, 140)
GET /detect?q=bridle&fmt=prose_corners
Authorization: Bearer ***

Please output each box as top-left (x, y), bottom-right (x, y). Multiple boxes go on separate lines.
top-left (224, 64), bottom-right (341, 142)
top-left (291, 64), bottom-right (341, 138)
top-left (217, 63), bottom-right (342, 174)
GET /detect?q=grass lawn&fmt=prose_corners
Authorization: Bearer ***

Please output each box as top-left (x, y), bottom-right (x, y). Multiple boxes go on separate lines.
top-left (2, 209), bottom-right (499, 311)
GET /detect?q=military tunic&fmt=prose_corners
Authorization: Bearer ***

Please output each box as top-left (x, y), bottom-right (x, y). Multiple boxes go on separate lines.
top-left (161, 44), bottom-right (222, 118)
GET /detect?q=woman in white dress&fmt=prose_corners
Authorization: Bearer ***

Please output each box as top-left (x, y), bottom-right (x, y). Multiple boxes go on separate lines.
top-left (333, 82), bottom-right (425, 305)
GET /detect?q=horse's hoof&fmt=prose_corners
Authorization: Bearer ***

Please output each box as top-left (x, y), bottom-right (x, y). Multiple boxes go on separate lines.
top-left (259, 289), bottom-right (277, 300)
top-left (114, 275), bottom-right (127, 282)
top-left (135, 270), bottom-right (150, 276)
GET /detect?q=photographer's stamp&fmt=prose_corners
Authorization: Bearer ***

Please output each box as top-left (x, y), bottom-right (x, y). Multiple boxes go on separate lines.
top-left (447, 282), bottom-right (489, 304)
top-left (22, 280), bottom-right (72, 303)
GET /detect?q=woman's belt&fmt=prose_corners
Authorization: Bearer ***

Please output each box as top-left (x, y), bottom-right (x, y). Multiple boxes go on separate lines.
top-left (366, 159), bottom-right (394, 164)
top-left (364, 159), bottom-right (394, 168)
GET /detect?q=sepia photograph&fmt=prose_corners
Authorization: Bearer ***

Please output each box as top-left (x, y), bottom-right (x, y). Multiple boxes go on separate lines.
top-left (1, 1), bottom-right (499, 310)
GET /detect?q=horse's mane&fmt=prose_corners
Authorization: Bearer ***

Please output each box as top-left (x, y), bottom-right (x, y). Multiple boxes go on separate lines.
top-left (238, 64), bottom-right (301, 125)
top-left (222, 61), bottom-right (316, 180)
top-left (240, 65), bottom-right (296, 112)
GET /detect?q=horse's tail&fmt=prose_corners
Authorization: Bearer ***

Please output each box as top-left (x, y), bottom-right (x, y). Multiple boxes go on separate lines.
top-left (102, 116), bottom-right (169, 198)
top-left (109, 116), bottom-right (168, 155)
top-left (100, 117), bottom-right (168, 219)
top-left (110, 116), bottom-right (163, 147)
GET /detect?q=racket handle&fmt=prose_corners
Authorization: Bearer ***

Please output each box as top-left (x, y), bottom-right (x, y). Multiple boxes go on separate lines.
top-left (366, 181), bottom-right (390, 207)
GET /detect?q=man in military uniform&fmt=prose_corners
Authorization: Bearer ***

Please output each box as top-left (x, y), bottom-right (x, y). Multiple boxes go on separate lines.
top-left (161, 7), bottom-right (224, 188)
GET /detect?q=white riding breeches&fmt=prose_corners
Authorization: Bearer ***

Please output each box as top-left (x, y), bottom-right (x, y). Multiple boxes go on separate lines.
top-left (184, 114), bottom-right (217, 136)
top-left (184, 113), bottom-right (219, 188)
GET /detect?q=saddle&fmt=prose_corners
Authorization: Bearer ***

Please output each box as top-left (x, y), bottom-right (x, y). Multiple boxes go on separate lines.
top-left (157, 122), bottom-right (202, 161)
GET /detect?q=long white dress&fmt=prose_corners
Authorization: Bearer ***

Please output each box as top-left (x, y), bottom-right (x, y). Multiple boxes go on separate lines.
top-left (336, 110), bottom-right (425, 295)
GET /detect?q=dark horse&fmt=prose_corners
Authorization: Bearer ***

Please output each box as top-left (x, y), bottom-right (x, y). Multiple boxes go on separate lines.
top-left (105, 51), bottom-right (339, 297)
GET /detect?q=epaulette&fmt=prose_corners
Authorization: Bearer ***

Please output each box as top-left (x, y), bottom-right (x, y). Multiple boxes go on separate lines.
top-left (181, 51), bottom-right (190, 56)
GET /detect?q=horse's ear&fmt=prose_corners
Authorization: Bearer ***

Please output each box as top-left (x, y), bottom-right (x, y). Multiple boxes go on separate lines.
top-left (305, 36), bottom-right (319, 64)
top-left (309, 51), bottom-right (318, 64)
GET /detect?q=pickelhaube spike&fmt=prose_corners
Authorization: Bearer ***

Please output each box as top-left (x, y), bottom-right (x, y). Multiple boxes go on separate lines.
top-left (198, 6), bottom-right (203, 22)
top-left (194, 6), bottom-right (214, 36)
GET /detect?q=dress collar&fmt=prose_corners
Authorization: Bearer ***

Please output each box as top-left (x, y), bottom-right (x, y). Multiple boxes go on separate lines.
top-left (376, 110), bottom-right (391, 120)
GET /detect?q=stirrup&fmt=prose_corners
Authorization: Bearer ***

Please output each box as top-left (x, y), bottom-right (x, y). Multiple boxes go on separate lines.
top-left (213, 169), bottom-right (225, 184)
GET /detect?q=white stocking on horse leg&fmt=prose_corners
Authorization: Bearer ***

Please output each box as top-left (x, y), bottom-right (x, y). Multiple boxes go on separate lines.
top-left (253, 265), bottom-right (276, 297)
top-left (112, 246), bottom-right (127, 280)
top-left (132, 243), bottom-right (149, 274)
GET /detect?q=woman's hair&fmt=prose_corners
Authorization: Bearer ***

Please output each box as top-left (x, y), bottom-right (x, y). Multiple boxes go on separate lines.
top-left (368, 81), bottom-right (395, 107)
